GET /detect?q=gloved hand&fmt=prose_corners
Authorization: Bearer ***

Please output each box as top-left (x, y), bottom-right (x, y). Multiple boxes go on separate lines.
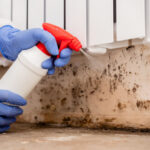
top-left (0, 90), bottom-right (26, 133)
top-left (42, 48), bottom-right (72, 75)
top-left (0, 25), bottom-right (59, 61)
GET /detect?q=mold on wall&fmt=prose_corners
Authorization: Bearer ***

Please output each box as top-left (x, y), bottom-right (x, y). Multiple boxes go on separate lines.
top-left (2, 45), bottom-right (150, 129)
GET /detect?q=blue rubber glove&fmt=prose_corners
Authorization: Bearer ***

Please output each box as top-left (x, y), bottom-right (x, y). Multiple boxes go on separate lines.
top-left (0, 90), bottom-right (27, 133)
top-left (42, 48), bottom-right (72, 75)
top-left (0, 25), bottom-right (59, 61)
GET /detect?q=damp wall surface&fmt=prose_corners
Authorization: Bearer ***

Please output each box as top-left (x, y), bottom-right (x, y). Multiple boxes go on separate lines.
top-left (2, 45), bottom-right (150, 129)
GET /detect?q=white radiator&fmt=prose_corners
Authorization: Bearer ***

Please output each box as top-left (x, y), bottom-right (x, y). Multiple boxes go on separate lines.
top-left (0, 0), bottom-right (148, 52)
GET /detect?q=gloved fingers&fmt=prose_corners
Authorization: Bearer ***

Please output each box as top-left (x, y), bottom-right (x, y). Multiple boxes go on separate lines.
top-left (48, 68), bottom-right (55, 75)
top-left (0, 25), bottom-right (14, 33)
top-left (32, 29), bottom-right (59, 56)
top-left (0, 117), bottom-right (16, 126)
top-left (0, 125), bottom-right (10, 133)
top-left (0, 103), bottom-right (23, 117)
top-left (0, 90), bottom-right (27, 106)
top-left (54, 57), bottom-right (71, 67)
top-left (60, 48), bottom-right (72, 58)
top-left (41, 57), bottom-right (56, 75)
top-left (42, 58), bottom-right (54, 69)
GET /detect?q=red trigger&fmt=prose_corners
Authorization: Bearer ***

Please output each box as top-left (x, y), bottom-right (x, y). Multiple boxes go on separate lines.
top-left (37, 23), bottom-right (82, 57)
top-left (57, 40), bottom-right (71, 58)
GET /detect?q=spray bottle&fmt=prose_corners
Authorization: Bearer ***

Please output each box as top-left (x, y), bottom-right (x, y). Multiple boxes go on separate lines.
top-left (0, 23), bottom-right (82, 98)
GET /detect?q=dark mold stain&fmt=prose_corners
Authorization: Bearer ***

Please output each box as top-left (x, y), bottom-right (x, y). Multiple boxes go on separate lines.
top-left (117, 102), bottom-right (126, 110)
top-left (126, 45), bottom-right (135, 50)
top-left (132, 84), bottom-right (139, 93)
top-left (136, 100), bottom-right (150, 110)
top-left (99, 98), bottom-right (103, 102)
top-left (132, 87), bottom-right (136, 93)
top-left (34, 116), bottom-right (38, 120)
top-left (62, 114), bottom-right (92, 127)
top-left (102, 69), bottom-right (107, 76)
top-left (61, 98), bottom-right (67, 106)
top-left (69, 64), bottom-right (73, 67)
top-left (104, 118), bottom-right (116, 123)
top-left (90, 90), bottom-right (95, 94)
top-left (46, 105), bottom-right (50, 109)
top-left (80, 108), bottom-right (84, 113)
top-left (63, 117), bottom-right (71, 122)
top-left (72, 66), bottom-right (78, 76)
top-left (58, 70), bottom-right (64, 76)
top-left (39, 99), bottom-right (43, 102)
top-left (114, 74), bottom-right (118, 80)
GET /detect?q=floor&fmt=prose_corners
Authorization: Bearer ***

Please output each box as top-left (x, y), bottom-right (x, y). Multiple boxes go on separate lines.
top-left (0, 123), bottom-right (150, 150)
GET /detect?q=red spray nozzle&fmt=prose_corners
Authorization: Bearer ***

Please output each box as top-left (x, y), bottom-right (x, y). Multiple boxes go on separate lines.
top-left (37, 23), bottom-right (82, 58)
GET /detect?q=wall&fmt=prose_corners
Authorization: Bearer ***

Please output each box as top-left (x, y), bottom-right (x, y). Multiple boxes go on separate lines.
top-left (2, 45), bottom-right (150, 130)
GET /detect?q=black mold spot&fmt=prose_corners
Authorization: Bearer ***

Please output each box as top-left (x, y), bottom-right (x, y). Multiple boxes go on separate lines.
top-left (62, 114), bottom-right (92, 127)
top-left (96, 118), bottom-right (99, 121)
top-left (34, 116), bottom-right (38, 120)
top-left (58, 70), bottom-right (64, 76)
top-left (136, 100), bottom-right (150, 110)
top-left (114, 74), bottom-right (118, 80)
top-left (126, 45), bottom-right (135, 50)
top-left (108, 64), bottom-right (111, 69)
top-left (67, 107), bottom-right (71, 110)
top-left (46, 105), bottom-right (50, 109)
top-left (99, 98), bottom-right (103, 101)
top-left (89, 77), bottom-right (92, 86)
top-left (102, 69), bottom-right (107, 75)
top-left (61, 98), bottom-right (67, 106)
top-left (80, 90), bottom-right (84, 93)
top-left (63, 117), bottom-right (71, 122)
top-left (69, 64), bottom-right (72, 67)
top-left (39, 99), bottom-right (43, 102)
top-left (90, 91), bottom-right (95, 94)
top-left (80, 108), bottom-right (84, 113)
top-left (104, 118), bottom-right (116, 123)
top-left (118, 102), bottom-right (126, 110)
top-left (127, 89), bottom-right (130, 94)
top-left (132, 87), bottom-right (136, 93)
top-left (73, 70), bottom-right (77, 76)
top-left (72, 67), bottom-right (78, 76)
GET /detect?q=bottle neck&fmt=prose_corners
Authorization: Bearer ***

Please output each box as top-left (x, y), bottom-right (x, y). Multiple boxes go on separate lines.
top-left (36, 43), bottom-right (51, 56)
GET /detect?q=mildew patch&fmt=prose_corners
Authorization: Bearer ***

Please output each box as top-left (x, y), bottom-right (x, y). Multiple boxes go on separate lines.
top-left (17, 45), bottom-right (150, 129)
top-left (104, 118), bottom-right (116, 123)
top-left (117, 102), bottom-right (127, 111)
top-left (136, 101), bottom-right (150, 110)
top-left (62, 114), bottom-right (92, 127)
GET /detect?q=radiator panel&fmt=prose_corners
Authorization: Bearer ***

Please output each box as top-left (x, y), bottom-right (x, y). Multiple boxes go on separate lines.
top-left (116, 0), bottom-right (145, 41)
top-left (13, 0), bottom-right (27, 30)
top-left (28, 0), bottom-right (44, 28)
top-left (0, 0), bottom-right (11, 21)
top-left (46, 0), bottom-right (64, 28)
top-left (88, 0), bottom-right (114, 46)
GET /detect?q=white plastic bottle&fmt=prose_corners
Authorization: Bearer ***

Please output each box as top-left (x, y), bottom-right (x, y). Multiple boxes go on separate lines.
top-left (0, 47), bottom-right (49, 98)
top-left (0, 19), bottom-right (50, 98)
